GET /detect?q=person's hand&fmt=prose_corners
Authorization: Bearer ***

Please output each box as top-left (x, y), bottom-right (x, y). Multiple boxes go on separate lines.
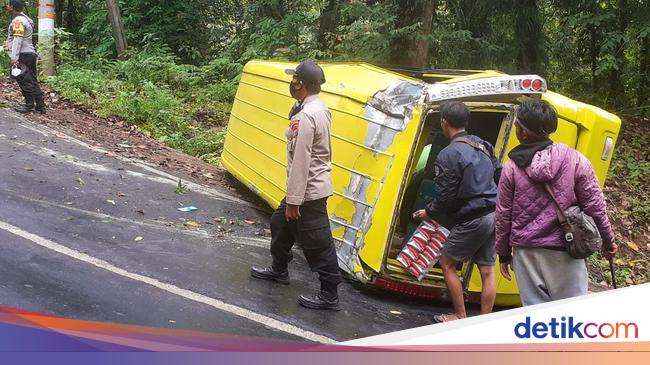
top-left (603, 242), bottom-right (618, 260)
top-left (500, 261), bottom-right (513, 281)
top-left (412, 209), bottom-right (430, 221)
top-left (285, 204), bottom-right (301, 221)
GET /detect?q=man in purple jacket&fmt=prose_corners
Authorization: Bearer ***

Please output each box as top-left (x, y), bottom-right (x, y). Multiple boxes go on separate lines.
top-left (496, 100), bottom-right (618, 306)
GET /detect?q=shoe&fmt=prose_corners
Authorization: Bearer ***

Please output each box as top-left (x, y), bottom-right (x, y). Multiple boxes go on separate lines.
top-left (298, 292), bottom-right (340, 311)
top-left (35, 97), bottom-right (46, 114)
top-left (14, 103), bottom-right (35, 113)
top-left (250, 266), bottom-right (290, 285)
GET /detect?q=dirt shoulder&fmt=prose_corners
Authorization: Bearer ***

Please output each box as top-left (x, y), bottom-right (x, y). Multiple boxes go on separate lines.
top-left (0, 78), bottom-right (268, 210)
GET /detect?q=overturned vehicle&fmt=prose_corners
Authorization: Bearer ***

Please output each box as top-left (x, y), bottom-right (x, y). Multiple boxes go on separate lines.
top-left (221, 60), bottom-right (621, 306)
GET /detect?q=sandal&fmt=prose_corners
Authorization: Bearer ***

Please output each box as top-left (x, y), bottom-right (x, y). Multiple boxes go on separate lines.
top-left (431, 313), bottom-right (458, 323)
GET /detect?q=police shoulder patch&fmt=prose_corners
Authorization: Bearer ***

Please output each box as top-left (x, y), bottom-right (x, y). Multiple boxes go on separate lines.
top-left (12, 19), bottom-right (25, 37)
top-left (433, 163), bottom-right (443, 178)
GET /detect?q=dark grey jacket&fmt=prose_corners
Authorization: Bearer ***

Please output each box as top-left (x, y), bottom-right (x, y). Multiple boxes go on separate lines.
top-left (425, 132), bottom-right (501, 225)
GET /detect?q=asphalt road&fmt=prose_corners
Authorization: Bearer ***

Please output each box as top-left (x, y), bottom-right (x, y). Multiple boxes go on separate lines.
top-left (0, 109), bottom-right (451, 343)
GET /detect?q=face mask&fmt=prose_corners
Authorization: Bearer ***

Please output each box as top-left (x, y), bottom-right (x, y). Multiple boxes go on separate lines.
top-left (289, 80), bottom-right (301, 98)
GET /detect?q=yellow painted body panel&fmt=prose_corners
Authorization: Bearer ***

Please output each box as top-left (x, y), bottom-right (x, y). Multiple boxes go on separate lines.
top-left (222, 60), bottom-right (622, 306)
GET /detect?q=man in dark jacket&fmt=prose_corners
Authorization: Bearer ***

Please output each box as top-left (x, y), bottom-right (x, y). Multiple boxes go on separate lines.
top-left (413, 101), bottom-right (500, 323)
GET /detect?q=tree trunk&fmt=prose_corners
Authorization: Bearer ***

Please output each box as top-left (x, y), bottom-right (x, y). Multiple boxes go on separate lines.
top-left (589, 25), bottom-right (598, 89)
top-left (513, 0), bottom-right (543, 74)
top-left (38, 0), bottom-right (56, 76)
top-left (638, 34), bottom-right (650, 113)
top-left (55, 0), bottom-right (64, 26)
top-left (106, 0), bottom-right (128, 58)
top-left (412, 0), bottom-right (436, 68)
top-left (318, 0), bottom-right (339, 50)
top-left (607, 0), bottom-right (629, 109)
top-left (65, 0), bottom-right (78, 31)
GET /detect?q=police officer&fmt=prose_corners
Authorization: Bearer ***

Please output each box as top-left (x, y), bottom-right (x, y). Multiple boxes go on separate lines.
top-left (413, 101), bottom-right (501, 323)
top-left (251, 60), bottom-right (342, 311)
top-left (5, 0), bottom-right (45, 114)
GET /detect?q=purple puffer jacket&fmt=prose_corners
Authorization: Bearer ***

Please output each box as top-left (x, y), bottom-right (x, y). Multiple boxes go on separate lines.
top-left (495, 143), bottom-right (614, 258)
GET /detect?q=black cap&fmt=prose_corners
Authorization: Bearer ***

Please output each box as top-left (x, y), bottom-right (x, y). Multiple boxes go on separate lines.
top-left (285, 60), bottom-right (326, 85)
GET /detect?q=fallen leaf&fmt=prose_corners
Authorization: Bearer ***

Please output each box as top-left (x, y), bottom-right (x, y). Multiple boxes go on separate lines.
top-left (23, 167), bottom-right (34, 171)
top-left (184, 221), bottom-right (201, 228)
top-left (115, 192), bottom-right (128, 197)
top-left (136, 209), bottom-right (145, 215)
top-left (390, 310), bottom-right (402, 315)
top-left (244, 219), bottom-right (256, 225)
top-left (106, 199), bottom-right (116, 205)
top-left (76, 177), bottom-right (86, 185)
top-left (134, 236), bottom-right (143, 241)
top-left (626, 241), bottom-right (639, 252)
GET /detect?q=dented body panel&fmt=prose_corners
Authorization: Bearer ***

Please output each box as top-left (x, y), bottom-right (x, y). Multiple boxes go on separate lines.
top-left (222, 60), bottom-right (622, 306)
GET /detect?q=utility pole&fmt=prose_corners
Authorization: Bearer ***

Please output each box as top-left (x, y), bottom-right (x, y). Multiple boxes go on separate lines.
top-left (106, 0), bottom-right (128, 58)
top-left (38, 0), bottom-right (56, 76)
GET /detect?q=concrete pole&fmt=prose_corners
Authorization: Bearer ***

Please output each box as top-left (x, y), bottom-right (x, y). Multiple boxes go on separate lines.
top-left (106, 0), bottom-right (128, 58)
top-left (38, 0), bottom-right (56, 76)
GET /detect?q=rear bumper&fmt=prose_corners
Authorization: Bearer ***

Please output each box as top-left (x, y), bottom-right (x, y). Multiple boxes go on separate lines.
top-left (373, 276), bottom-right (521, 307)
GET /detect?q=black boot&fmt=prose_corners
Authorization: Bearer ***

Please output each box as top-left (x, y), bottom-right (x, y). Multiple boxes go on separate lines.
top-left (14, 97), bottom-right (34, 113)
top-left (35, 96), bottom-right (46, 114)
top-left (250, 266), bottom-right (290, 285)
top-left (298, 291), bottom-right (340, 311)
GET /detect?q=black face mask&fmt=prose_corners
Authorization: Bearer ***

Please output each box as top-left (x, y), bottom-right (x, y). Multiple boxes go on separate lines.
top-left (289, 81), bottom-right (299, 98)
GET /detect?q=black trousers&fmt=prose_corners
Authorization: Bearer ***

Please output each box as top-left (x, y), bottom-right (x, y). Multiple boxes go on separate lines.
top-left (12, 53), bottom-right (44, 103)
top-left (270, 198), bottom-right (342, 294)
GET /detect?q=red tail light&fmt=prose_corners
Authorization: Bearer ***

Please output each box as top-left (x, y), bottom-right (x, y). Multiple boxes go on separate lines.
top-left (532, 79), bottom-right (542, 91)
top-left (522, 79), bottom-right (532, 89)
top-left (374, 277), bottom-right (445, 299)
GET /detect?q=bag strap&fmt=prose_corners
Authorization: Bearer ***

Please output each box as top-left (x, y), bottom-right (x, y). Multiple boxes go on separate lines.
top-left (542, 183), bottom-right (569, 225)
top-left (453, 136), bottom-right (493, 159)
top-left (520, 169), bottom-right (568, 225)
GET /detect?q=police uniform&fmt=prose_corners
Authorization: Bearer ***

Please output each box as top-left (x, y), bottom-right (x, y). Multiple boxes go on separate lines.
top-left (270, 94), bottom-right (341, 291)
top-left (251, 61), bottom-right (342, 310)
top-left (6, 12), bottom-right (45, 113)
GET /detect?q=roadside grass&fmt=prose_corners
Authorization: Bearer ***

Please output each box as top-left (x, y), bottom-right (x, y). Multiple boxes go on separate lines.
top-left (47, 49), bottom-right (241, 166)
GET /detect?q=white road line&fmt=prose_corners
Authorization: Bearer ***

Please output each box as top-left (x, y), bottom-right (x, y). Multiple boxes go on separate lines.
top-left (8, 192), bottom-right (272, 249)
top-left (0, 220), bottom-right (334, 344)
top-left (5, 116), bottom-right (260, 208)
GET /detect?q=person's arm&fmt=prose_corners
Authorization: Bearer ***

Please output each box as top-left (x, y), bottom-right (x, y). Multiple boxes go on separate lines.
top-left (425, 151), bottom-right (461, 220)
top-left (485, 141), bottom-right (502, 185)
top-left (10, 19), bottom-right (25, 63)
top-left (285, 113), bottom-right (315, 206)
top-left (574, 154), bottom-right (616, 250)
top-left (495, 164), bottom-right (515, 262)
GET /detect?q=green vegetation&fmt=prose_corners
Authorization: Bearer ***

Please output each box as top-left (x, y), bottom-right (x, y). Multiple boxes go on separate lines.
top-left (46, 38), bottom-right (239, 163)
top-left (608, 124), bottom-right (650, 226)
top-left (175, 179), bottom-right (189, 194)
top-left (5, 0), bottom-right (642, 166)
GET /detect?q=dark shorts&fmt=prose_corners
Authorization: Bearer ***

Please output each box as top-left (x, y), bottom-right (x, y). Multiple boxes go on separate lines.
top-left (442, 212), bottom-right (496, 266)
